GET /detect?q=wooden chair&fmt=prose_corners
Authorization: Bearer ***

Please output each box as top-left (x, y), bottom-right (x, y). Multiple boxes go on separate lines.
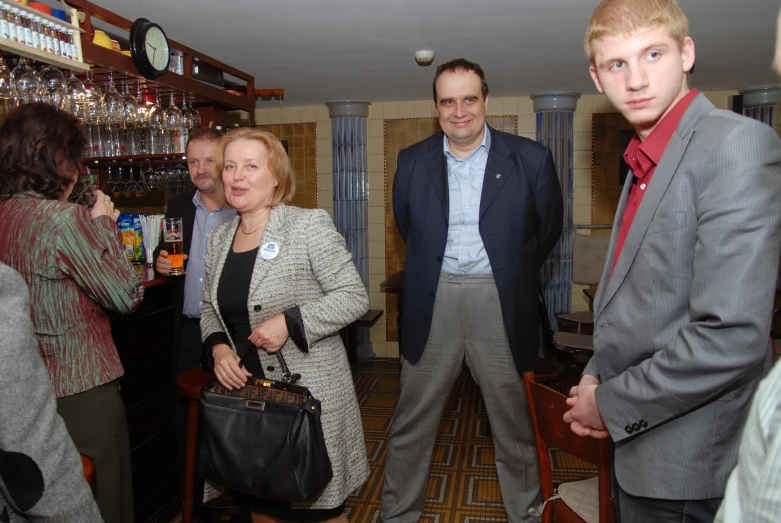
top-left (523, 371), bottom-right (615, 523)
top-left (81, 455), bottom-right (95, 487)
top-left (556, 233), bottom-right (610, 335)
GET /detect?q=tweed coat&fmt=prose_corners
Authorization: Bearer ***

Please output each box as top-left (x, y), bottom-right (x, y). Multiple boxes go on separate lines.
top-left (200, 203), bottom-right (370, 509)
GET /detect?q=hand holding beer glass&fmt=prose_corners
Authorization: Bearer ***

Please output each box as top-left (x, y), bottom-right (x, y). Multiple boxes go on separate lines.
top-left (159, 217), bottom-right (186, 276)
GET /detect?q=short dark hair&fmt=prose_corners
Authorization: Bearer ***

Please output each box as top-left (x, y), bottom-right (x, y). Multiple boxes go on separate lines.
top-left (433, 58), bottom-right (490, 102)
top-left (0, 103), bottom-right (87, 201)
top-left (186, 127), bottom-right (222, 149)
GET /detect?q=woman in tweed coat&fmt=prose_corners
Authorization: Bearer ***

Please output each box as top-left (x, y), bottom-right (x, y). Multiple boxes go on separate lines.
top-left (200, 128), bottom-right (369, 522)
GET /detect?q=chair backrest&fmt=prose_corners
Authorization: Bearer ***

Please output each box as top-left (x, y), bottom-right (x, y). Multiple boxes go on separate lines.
top-left (523, 371), bottom-right (614, 523)
top-left (572, 233), bottom-right (611, 286)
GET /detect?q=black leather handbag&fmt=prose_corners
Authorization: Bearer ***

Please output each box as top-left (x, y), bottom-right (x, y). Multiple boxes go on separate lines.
top-left (196, 347), bottom-right (333, 502)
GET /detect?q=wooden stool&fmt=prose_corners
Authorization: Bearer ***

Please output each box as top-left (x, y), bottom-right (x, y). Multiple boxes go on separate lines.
top-left (176, 367), bottom-right (214, 523)
top-left (81, 455), bottom-right (95, 486)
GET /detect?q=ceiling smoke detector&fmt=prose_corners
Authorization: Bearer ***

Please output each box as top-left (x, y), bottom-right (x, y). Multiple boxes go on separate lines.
top-left (414, 50), bottom-right (435, 66)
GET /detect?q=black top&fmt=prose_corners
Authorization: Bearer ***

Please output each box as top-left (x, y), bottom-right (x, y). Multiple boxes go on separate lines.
top-left (217, 245), bottom-right (259, 369)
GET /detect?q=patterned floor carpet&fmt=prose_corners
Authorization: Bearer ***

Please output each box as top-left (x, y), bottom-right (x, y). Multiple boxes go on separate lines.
top-left (171, 359), bottom-right (596, 523)
top-left (343, 359), bottom-right (597, 523)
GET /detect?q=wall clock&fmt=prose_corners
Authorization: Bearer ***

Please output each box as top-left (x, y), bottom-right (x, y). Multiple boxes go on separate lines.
top-left (129, 18), bottom-right (171, 80)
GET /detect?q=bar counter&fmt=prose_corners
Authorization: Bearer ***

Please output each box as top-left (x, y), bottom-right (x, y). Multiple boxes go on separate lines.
top-left (110, 265), bottom-right (180, 523)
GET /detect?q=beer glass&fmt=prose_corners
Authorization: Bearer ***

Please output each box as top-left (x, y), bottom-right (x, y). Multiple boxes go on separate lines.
top-left (163, 217), bottom-right (185, 276)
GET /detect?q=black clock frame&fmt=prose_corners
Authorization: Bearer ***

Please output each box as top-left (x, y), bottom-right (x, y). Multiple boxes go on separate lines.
top-left (129, 18), bottom-right (171, 80)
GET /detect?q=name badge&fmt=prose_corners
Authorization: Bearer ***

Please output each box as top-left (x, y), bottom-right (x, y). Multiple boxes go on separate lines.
top-left (260, 242), bottom-right (280, 260)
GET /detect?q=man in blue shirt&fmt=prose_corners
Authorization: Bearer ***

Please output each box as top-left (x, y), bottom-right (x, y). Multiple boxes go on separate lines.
top-left (155, 128), bottom-right (236, 374)
top-left (382, 59), bottom-right (563, 523)
top-left (153, 128), bottom-right (236, 489)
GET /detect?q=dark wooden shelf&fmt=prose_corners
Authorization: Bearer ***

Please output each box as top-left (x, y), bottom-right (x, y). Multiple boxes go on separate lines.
top-left (67, 0), bottom-right (256, 112)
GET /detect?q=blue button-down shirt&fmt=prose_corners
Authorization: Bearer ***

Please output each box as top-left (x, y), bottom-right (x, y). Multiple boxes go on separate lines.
top-left (442, 124), bottom-right (493, 274)
top-left (182, 191), bottom-right (236, 318)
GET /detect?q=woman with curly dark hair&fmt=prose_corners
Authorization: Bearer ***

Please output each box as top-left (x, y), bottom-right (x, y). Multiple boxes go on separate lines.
top-left (0, 103), bottom-right (143, 523)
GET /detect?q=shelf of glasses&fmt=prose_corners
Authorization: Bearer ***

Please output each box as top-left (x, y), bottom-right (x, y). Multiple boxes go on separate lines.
top-left (88, 153), bottom-right (186, 164)
top-left (0, 38), bottom-right (89, 73)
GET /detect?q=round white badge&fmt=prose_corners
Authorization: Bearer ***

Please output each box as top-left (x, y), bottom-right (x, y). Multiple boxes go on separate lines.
top-left (260, 242), bottom-right (280, 260)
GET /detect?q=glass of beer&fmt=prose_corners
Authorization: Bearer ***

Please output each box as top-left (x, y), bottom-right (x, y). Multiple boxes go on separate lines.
top-left (163, 217), bottom-right (185, 276)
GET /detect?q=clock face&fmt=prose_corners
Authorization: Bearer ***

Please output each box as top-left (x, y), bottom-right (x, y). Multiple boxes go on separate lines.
top-left (144, 26), bottom-right (170, 72)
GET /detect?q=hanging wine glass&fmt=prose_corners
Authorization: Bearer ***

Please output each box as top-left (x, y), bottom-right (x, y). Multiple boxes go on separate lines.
top-left (136, 163), bottom-right (151, 192)
top-left (164, 91), bottom-right (183, 154)
top-left (39, 64), bottom-right (66, 108)
top-left (147, 91), bottom-right (166, 154)
top-left (11, 57), bottom-right (40, 107)
top-left (82, 72), bottom-right (105, 157)
top-left (182, 92), bottom-right (200, 129)
top-left (65, 72), bottom-right (86, 119)
top-left (121, 81), bottom-right (142, 155)
top-left (0, 59), bottom-right (12, 113)
top-left (102, 164), bottom-right (117, 193)
top-left (103, 72), bottom-right (124, 157)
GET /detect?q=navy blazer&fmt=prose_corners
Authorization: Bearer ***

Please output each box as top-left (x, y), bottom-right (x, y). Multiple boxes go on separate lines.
top-left (392, 126), bottom-right (563, 374)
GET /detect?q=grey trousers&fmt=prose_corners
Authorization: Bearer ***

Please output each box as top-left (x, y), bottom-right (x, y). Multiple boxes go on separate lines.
top-left (381, 273), bottom-right (541, 523)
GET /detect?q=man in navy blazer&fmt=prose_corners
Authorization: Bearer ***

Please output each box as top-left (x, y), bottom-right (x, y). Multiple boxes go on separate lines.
top-left (381, 58), bottom-right (563, 523)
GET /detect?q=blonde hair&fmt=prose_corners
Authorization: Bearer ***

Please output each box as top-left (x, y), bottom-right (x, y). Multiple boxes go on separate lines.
top-left (217, 128), bottom-right (295, 206)
top-left (585, 0), bottom-right (689, 63)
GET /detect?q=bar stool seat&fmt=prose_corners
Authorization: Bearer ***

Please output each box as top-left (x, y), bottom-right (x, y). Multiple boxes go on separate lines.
top-left (81, 455), bottom-right (95, 486)
top-left (176, 368), bottom-right (215, 523)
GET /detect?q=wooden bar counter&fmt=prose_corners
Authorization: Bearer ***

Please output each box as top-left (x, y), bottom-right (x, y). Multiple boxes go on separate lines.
top-left (108, 265), bottom-right (180, 523)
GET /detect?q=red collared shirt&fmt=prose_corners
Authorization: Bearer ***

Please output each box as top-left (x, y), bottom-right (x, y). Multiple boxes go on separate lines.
top-left (612, 89), bottom-right (700, 272)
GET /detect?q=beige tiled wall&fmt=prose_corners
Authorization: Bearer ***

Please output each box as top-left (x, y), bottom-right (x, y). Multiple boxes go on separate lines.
top-left (251, 90), bottom-right (738, 357)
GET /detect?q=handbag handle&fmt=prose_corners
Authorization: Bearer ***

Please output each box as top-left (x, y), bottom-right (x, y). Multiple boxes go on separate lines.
top-left (240, 346), bottom-right (301, 385)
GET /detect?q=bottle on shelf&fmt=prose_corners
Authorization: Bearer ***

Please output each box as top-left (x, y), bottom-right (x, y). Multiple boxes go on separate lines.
top-left (9, 8), bottom-right (20, 44)
top-left (67, 29), bottom-right (77, 61)
top-left (31, 15), bottom-right (41, 50)
top-left (0, 3), bottom-right (11, 41)
top-left (20, 11), bottom-right (32, 48)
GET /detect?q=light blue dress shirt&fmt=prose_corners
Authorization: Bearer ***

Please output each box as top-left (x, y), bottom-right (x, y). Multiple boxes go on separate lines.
top-left (442, 124), bottom-right (492, 274)
top-left (182, 191), bottom-right (236, 318)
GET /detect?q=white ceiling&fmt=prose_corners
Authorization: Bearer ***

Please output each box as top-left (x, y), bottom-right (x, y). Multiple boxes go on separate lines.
top-left (94, 0), bottom-right (781, 107)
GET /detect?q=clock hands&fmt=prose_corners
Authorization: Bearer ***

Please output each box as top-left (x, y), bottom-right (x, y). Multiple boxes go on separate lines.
top-left (146, 42), bottom-right (158, 66)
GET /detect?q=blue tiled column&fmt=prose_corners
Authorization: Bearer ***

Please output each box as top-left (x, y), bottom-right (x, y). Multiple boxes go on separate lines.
top-left (531, 92), bottom-right (580, 330)
top-left (739, 86), bottom-right (779, 127)
top-left (326, 100), bottom-right (373, 358)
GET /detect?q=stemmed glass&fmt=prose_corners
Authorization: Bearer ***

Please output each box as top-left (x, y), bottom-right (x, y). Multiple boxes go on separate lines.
top-left (164, 91), bottom-right (183, 154)
top-left (39, 65), bottom-right (66, 108)
top-left (147, 91), bottom-right (165, 154)
top-left (65, 72), bottom-right (86, 120)
top-left (103, 73), bottom-right (124, 157)
top-left (102, 164), bottom-right (117, 193)
top-left (11, 57), bottom-right (40, 106)
top-left (182, 92), bottom-right (201, 129)
top-left (83, 72), bottom-right (105, 157)
top-left (121, 81), bottom-right (143, 155)
top-left (0, 59), bottom-right (12, 113)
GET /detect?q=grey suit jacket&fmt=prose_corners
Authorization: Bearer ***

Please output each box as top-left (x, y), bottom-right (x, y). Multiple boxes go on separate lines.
top-left (585, 94), bottom-right (781, 500)
top-left (0, 263), bottom-right (103, 522)
top-left (200, 203), bottom-right (370, 509)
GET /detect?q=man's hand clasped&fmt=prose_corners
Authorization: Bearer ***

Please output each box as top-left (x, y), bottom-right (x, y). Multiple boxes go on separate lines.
top-left (562, 374), bottom-right (610, 439)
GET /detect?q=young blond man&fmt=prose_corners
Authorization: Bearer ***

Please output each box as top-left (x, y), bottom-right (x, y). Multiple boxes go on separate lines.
top-left (563, 1), bottom-right (781, 521)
